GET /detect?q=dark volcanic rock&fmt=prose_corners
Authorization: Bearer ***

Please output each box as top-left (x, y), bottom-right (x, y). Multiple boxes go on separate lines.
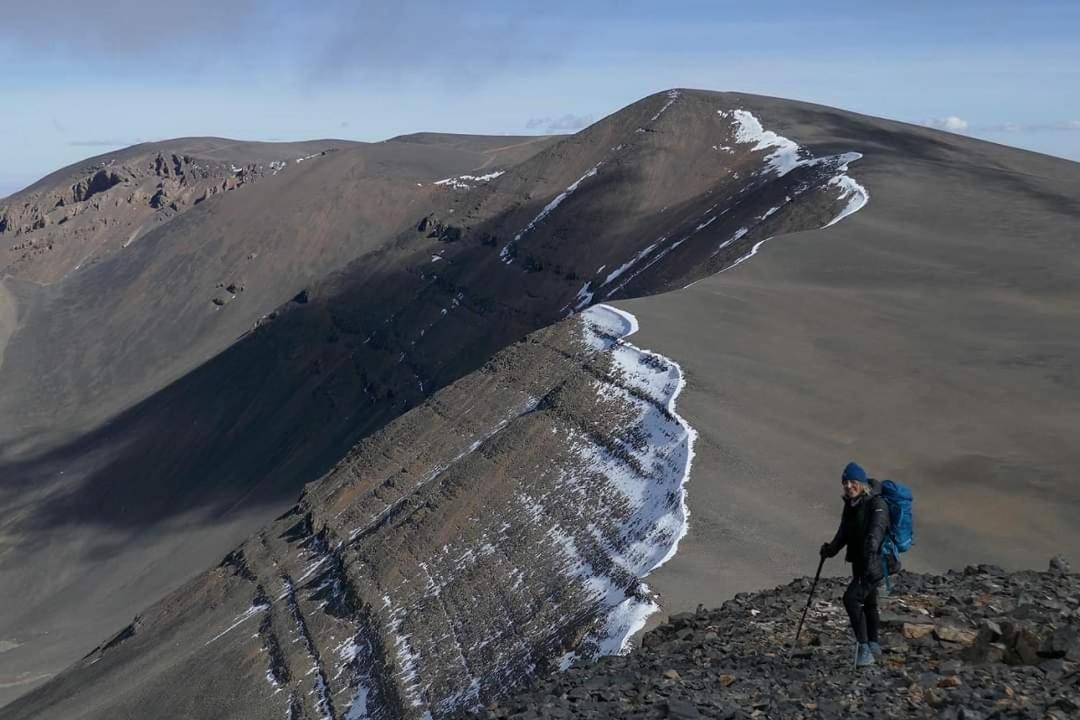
top-left (469, 564), bottom-right (1080, 720)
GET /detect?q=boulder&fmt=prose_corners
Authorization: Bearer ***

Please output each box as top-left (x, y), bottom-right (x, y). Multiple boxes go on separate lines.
top-left (964, 628), bottom-right (1006, 664)
top-left (1003, 626), bottom-right (1041, 666)
top-left (902, 623), bottom-right (936, 640)
top-left (935, 625), bottom-right (978, 644)
top-left (665, 698), bottom-right (701, 719)
top-left (979, 620), bottom-right (1003, 641)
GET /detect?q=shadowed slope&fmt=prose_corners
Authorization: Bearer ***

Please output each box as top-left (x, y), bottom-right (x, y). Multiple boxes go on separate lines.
top-left (0, 135), bottom-right (556, 451)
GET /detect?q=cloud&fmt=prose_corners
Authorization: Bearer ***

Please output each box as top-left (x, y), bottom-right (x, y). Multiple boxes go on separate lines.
top-left (923, 116), bottom-right (969, 132)
top-left (919, 116), bottom-right (1080, 135)
top-left (971, 120), bottom-right (1080, 133)
top-left (525, 114), bottom-right (594, 133)
top-left (977, 122), bottom-right (1022, 133)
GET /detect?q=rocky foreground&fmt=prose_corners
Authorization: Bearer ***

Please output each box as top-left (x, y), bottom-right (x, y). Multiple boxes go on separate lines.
top-left (472, 560), bottom-right (1079, 719)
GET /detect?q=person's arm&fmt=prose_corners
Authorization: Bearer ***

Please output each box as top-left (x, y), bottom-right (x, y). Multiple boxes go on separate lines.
top-left (821, 511), bottom-right (847, 558)
top-left (862, 497), bottom-right (890, 581)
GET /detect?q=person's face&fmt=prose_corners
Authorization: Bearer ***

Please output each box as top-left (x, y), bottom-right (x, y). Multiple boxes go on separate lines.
top-left (842, 477), bottom-right (863, 499)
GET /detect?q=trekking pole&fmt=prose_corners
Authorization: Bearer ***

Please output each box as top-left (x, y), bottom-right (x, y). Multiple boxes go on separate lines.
top-left (793, 556), bottom-right (826, 650)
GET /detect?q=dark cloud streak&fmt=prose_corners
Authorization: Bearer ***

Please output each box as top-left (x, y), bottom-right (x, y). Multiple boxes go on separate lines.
top-left (1, 1), bottom-right (577, 89)
top-left (0, 0), bottom-right (265, 54)
top-left (295, 2), bottom-right (572, 89)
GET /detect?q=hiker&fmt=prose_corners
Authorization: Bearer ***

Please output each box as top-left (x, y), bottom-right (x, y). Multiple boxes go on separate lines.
top-left (819, 461), bottom-right (895, 668)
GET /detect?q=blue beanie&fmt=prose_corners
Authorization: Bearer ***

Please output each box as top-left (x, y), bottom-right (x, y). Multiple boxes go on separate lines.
top-left (842, 461), bottom-right (868, 484)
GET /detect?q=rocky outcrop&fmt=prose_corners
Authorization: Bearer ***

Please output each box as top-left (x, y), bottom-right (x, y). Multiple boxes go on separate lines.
top-left (0, 147), bottom-right (325, 283)
top-left (72, 168), bottom-right (124, 203)
top-left (477, 562), bottom-right (1080, 719)
top-left (417, 214), bottom-right (465, 243)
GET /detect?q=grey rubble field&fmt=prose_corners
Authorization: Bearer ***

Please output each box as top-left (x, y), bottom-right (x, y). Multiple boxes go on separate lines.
top-left (1, 88), bottom-right (1079, 717)
top-left (475, 562), bottom-right (1080, 720)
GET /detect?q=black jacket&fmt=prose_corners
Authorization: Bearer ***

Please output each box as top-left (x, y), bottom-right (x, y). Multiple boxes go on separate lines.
top-left (823, 481), bottom-right (892, 582)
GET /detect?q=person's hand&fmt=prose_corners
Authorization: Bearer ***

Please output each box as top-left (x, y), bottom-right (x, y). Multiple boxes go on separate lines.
top-left (819, 543), bottom-right (831, 558)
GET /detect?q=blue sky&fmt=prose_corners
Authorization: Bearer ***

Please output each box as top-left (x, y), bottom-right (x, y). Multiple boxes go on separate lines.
top-left (2, 1), bottom-right (1078, 198)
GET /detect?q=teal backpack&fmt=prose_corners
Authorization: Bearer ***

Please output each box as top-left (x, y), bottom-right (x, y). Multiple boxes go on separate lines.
top-left (879, 480), bottom-right (914, 587)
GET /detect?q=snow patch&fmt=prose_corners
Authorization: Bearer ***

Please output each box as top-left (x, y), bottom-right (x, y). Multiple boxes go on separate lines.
top-left (570, 281), bottom-right (594, 312)
top-left (580, 303), bottom-right (638, 350)
top-left (822, 163), bottom-right (869, 228)
top-left (543, 305), bottom-right (696, 655)
top-left (722, 109), bottom-right (802, 176)
top-left (706, 111), bottom-right (869, 268)
top-left (434, 171), bottom-right (504, 190)
top-left (648, 90), bottom-right (680, 123)
top-left (602, 243), bottom-right (659, 287)
top-left (711, 227), bottom-right (749, 257)
top-left (383, 596), bottom-right (425, 707)
top-left (720, 151), bottom-right (869, 269)
top-left (122, 226), bottom-right (141, 248)
top-left (501, 163), bottom-right (601, 264)
top-left (205, 602), bottom-right (271, 645)
top-left (343, 685), bottom-right (370, 720)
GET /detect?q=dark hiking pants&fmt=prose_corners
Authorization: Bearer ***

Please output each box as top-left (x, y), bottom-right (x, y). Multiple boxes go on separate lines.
top-left (843, 574), bottom-right (880, 645)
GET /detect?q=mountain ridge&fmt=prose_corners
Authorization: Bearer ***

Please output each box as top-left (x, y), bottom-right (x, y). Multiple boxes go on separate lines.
top-left (2, 88), bottom-right (1079, 713)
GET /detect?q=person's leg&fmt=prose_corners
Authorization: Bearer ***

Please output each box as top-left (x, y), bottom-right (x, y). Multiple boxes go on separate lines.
top-left (842, 577), bottom-right (868, 644)
top-left (845, 576), bottom-right (877, 667)
top-left (864, 582), bottom-right (880, 643)
top-left (864, 581), bottom-right (882, 658)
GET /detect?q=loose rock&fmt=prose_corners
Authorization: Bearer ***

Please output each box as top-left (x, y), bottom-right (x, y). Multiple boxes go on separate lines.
top-left (464, 566), bottom-right (1080, 719)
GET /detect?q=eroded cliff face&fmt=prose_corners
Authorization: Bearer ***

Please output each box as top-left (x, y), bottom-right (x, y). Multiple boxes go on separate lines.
top-left (0, 145), bottom-right (329, 284)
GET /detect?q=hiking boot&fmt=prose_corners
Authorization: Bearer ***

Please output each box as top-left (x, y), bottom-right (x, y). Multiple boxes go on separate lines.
top-left (868, 641), bottom-right (882, 659)
top-left (856, 643), bottom-right (876, 668)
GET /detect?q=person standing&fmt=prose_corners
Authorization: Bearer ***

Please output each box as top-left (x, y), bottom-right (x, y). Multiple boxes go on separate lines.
top-left (820, 461), bottom-right (892, 667)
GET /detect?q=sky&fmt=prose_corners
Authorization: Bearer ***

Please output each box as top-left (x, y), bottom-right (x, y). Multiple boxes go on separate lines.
top-left (1, 0), bottom-right (1078, 198)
